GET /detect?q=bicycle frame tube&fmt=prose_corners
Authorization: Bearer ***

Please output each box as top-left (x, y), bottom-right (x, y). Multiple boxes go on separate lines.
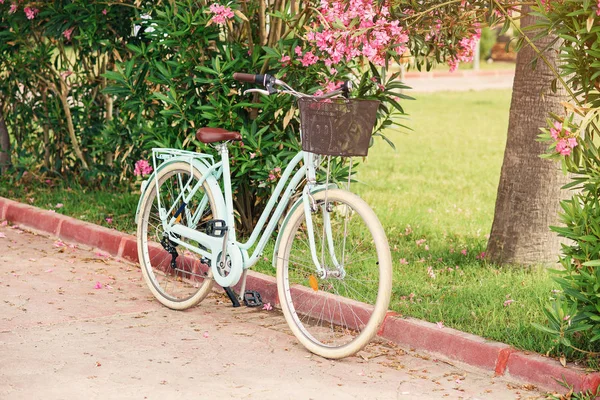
top-left (157, 147), bottom-right (330, 277)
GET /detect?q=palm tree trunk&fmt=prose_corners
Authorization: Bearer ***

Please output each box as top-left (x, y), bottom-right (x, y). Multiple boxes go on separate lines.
top-left (486, 6), bottom-right (570, 265)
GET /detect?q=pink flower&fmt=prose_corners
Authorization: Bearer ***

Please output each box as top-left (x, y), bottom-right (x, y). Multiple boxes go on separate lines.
top-left (94, 282), bottom-right (103, 289)
top-left (476, 251), bottom-right (486, 260)
top-left (249, 152), bottom-right (256, 159)
top-left (208, 3), bottom-right (234, 25)
top-left (9, 3), bottom-right (17, 13)
top-left (550, 121), bottom-right (562, 140)
top-left (503, 299), bottom-right (514, 307)
top-left (280, 55), bottom-right (291, 66)
top-left (268, 173), bottom-right (276, 181)
top-left (299, 51), bottom-right (318, 67)
top-left (133, 159), bottom-right (153, 177)
top-left (24, 7), bottom-right (38, 20)
top-left (63, 27), bottom-right (75, 41)
top-left (461, 249), bottom-right (467, 256)
top-left (105, 217), bottom-right (113, 224)
top-left (262, 302), bottom-right (273, 311)
top-left (102, 8), bottom-right (108, 15)
top-left (399, 258), bottom-right (408, 265)
top-left (427, 266), bottom-right (436, 279)
top-left (556, 139), bottom-right (572, 156)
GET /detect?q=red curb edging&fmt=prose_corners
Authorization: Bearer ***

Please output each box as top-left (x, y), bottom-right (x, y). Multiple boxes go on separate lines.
top-left (377, 311), bottom-right (399, 336)
top-left (495, 348), bottom-right (515, 376)
top-left (0, 197), bottom-right (7, 220)
top-left (2, 195), bottom-right (600, 395)
top-left (380, 315), bottom-right (510, 372)
top-left (504, 351), bottom-right (594, 393)
top-left (4, 201), bottom-right (64, 236)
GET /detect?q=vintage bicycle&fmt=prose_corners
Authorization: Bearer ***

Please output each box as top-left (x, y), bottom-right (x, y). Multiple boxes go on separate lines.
top-left (135, 72), bottom-right (392, 359)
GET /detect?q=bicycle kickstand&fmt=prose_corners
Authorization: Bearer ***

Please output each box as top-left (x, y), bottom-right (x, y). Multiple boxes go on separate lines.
top-left (220, 228), bottom-right (241, 307)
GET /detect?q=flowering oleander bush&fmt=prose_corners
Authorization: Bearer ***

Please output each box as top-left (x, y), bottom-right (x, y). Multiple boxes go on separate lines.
top-left (533, 0), bottom-right (600, 356)
top-left (0, 0), bottom-right (515, 232)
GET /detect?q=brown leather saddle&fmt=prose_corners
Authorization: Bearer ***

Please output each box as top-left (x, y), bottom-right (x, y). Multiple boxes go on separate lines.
top-left (196, 127), bottom-right (242, 144)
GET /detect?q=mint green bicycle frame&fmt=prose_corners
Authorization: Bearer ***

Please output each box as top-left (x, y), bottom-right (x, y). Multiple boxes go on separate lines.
top-left (137, 143), bottom-right (338, 291)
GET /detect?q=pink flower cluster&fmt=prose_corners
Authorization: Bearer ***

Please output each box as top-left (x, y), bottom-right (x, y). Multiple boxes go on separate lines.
top-left (550, 121), bottom-right (578, 156)
top-left (447, 27), bottom-right (481, 72)
top-left (301, 0), bottom-right (409, 67)
top-left (208, 3), bottom-right (234, 25)
top-left (63, 27), bottom-right (75, 41)
top-left (24, 6), bottom-right (38, 20)
top-left (134, 160), bottom-right (153, 177)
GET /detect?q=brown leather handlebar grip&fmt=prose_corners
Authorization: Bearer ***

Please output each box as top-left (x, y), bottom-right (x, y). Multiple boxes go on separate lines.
top-left (233, 73), bottom-right (258, 83)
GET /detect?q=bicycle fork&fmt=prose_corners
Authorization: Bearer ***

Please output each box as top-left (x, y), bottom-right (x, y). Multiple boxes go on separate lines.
top-left (302, 187), bottom-right (346, 279)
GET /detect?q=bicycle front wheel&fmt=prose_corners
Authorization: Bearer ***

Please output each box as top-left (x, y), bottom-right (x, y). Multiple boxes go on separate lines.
top-left (137, 161), bottom-right (219, 310)
top-left (276, 189), bottom-right (392, 359)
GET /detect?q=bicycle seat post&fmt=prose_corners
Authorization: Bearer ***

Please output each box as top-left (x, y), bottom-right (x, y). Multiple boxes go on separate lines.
top-left (214, 142), bottom-right (236, 244)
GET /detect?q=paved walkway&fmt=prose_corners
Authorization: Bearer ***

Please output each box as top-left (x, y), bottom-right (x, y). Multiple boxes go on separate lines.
top-left (0, 224), bottom-right (544, 399)
top-left (403, 70), bottom-right (514, 92)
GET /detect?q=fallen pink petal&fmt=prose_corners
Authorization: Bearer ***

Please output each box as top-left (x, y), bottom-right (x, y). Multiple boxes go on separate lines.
top-left (45, 269), bottom-right (53, 273)
top-left (55, 203), bottom-right (64, 209)
top-left (203, 331), bottom-right (209, 338)
top-left (0, 233), bottom-right (6, 239)
top-left (94, 282), bottom-right (102, 289)
top-left (436, 321), bottom-right (444, 329)
top-left (503, 299), bottom-right (515, 307)
top-left (1, 221), bottom-right (7, 226)
top-left (262, 302), bottom-right (273, 311)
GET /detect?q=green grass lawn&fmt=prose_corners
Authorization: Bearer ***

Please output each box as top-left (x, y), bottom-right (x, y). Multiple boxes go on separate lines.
top-left (350, 90), bottom-right (560, 356)
top-left (0, 88), bottom-right (577, 360)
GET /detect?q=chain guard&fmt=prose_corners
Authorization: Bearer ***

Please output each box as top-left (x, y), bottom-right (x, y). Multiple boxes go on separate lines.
top-left (211, 243), bottom-right (243, 287)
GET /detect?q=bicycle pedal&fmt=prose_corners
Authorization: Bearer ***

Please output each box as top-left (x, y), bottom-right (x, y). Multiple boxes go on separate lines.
top-left (243, 290), bottom-right (263, 307)
top-left (205, 219), bottom-right (227, 237)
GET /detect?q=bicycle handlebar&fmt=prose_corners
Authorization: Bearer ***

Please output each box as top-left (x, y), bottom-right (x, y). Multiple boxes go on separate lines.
top-left (234, 71), bottom-right (350, 99)
top-left (233, 73), bottom-right (268, 85)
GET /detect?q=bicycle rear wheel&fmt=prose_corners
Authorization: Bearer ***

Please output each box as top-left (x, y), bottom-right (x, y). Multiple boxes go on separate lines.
top-left (137, 161), bottom-right (219, 310)
top-left (276, 189), bottom-right (392, 359)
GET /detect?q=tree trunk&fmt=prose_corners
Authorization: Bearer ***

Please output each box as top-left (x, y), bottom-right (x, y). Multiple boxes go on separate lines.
top-left (486, 7), bottom-right (570, 265)
top-left (0, 102), bottom-right (11, 175)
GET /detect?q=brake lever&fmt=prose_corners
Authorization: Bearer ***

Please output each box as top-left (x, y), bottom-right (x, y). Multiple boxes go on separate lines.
top-left (243, 88), bottom-right (271, 96)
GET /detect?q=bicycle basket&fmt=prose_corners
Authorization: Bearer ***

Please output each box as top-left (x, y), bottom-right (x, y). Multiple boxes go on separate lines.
top-left (298, 98), bottom-right (380, 157)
